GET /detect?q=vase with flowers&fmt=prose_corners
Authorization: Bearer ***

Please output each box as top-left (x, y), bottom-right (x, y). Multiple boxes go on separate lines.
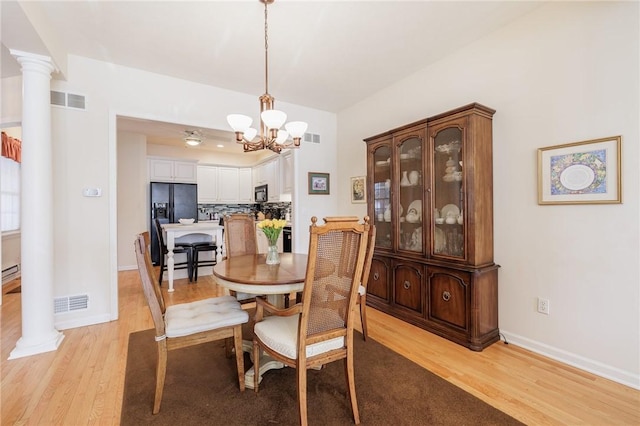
top-left (257, 218), bottom-right (287, 265)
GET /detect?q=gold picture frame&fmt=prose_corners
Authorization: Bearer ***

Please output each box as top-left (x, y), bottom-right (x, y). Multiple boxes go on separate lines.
top-left (308, 172), bottom-right (330, 195)
top-left (350, 176), bottom-right (366, 203)
top-left (537, 136), bottom-right (622, 205)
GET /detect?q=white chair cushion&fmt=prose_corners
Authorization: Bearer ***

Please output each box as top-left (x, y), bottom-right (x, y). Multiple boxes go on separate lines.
top-left (254, 314), bottom-right (344, 359)
top-left (164, 295), bottom-right (248, 338)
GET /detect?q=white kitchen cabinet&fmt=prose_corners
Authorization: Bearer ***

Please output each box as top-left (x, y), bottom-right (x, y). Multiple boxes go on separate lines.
top-left (217, 167), bottom-right (239, 202)
top-left (252, 156), bottom-right (280, 201)
top-left (149, 159), bottom-right (197, 183)
top-left (198, 165), bottom-right (253, 204)
top-left (238, 168), bottom-right (253, 203)
top-left (280, 151), bottom-right (293, 195)
top-left (197, 165), bottom-right (219, 203)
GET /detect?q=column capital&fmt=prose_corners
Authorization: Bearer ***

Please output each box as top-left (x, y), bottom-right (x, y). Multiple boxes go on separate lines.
top-left (10, 49), bottom-right (56, 75)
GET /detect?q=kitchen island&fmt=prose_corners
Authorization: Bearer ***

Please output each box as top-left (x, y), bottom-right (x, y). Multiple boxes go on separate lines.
top-left (161, 222), bottom-right (223, 292)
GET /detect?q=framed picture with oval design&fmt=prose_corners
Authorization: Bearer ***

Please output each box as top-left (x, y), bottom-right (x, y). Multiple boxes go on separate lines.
top-left (537, 136), bottom-right (622, 205)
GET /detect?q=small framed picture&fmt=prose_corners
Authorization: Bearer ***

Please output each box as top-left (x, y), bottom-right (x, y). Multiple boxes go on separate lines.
top-left (537, 136), bottom-right (622, 205)
top-left (308, 172), bottom-right (330, 195)
top-left (350, 176), bottom-right (366, 203)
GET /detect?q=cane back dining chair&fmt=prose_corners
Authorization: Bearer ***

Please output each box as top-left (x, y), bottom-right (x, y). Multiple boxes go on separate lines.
top-left (134, 232), bottom-right (248, 414)
top-left (222, 213), bottom-right (262, 304)
top-left (252, 216), bottom-right (371, 425)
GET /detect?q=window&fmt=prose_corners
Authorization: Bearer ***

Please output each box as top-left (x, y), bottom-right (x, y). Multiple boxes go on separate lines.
top-left (1, 156), bottom-right (20, 232)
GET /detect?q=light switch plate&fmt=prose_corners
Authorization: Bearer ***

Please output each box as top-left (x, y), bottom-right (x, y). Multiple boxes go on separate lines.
top-left (83, 187), bottom-right (102, 197)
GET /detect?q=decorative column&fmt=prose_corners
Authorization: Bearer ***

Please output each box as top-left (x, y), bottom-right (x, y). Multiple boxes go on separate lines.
top-left (9, 50), bottom-right (64, 359)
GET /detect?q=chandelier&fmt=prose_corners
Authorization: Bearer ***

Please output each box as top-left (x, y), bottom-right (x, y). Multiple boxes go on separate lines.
top-left (226, 0), bottom-right (307, 154)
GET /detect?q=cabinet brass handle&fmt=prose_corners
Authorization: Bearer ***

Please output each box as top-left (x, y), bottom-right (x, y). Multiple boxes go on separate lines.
top-left (442, 291), bottom-right (451, 302)
top-left (403, 281), bottom-right (411, 290)
top-left (373, 272), bottom-right (379, 281)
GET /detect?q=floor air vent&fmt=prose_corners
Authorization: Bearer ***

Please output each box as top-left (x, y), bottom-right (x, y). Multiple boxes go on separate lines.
top-left (2, 264), bottom-right (20, 284)
top-left (50, 91), bottom-right (87, 110)
top-left (54, 294), bottom-right (89, 314)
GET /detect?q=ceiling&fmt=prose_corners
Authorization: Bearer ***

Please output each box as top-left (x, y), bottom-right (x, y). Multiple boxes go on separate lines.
top-left (1, 1), bottom-right (543, 153)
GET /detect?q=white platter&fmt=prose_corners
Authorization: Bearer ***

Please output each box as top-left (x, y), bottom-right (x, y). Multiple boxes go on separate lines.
top-left (440, 204), bottom-right (459, 219)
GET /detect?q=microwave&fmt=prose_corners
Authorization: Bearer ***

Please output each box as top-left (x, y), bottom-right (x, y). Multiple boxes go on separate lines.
top-left (255, 184), bottom-right (268, 203)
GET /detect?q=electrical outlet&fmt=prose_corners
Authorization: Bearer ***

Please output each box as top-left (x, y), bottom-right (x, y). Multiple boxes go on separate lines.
top-left (537, 297), bottom-right (550, 315)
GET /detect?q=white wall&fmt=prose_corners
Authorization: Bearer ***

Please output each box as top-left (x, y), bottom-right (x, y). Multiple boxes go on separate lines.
top-left (337, 2), bottom-right (639, 388)
top-left (117, 132), bottom-right (147, 269)
top-left (1, 53), bottom-right (338, 329)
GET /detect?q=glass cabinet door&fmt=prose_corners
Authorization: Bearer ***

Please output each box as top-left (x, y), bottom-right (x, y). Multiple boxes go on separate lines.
top-left (372, 144), bottom-right (392, 249)
top-left (397, 133), bottom-right (423, 254)
top-left (432, 126), bottom-right (464, 258)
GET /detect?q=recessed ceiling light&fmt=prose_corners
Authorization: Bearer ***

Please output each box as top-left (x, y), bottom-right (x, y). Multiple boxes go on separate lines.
top-left (217, 144), bottom-right (224, 148)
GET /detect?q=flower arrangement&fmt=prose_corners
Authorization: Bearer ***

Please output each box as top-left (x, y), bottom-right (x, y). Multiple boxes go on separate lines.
top-left (257, 218), bottom-right (287, 246)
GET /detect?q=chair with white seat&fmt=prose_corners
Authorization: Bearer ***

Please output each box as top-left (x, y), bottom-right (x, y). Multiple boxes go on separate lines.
top-left (252, 216), bottom-right (370, 426)
top-left (134, 232), bottom-right (248, 414)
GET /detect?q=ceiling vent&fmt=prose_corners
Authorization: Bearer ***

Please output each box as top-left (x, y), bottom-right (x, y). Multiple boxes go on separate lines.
top-left (303, 132), bottom-right (320, 144)
top-left (50, 90), bottom-right (87, 110)
top-left (54, 294), bottom-right (89, 314)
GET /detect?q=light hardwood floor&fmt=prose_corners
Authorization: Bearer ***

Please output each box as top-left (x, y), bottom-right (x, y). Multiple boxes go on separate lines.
top-left (2, 271), bottom-right (639, 425)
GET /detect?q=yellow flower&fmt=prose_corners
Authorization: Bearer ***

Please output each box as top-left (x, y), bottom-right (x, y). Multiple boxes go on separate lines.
top-left (257, 219), bottom-right (286, 245)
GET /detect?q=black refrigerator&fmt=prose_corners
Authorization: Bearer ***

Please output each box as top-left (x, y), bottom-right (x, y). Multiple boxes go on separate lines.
top-left (149, 182), bottom-right (198, 265)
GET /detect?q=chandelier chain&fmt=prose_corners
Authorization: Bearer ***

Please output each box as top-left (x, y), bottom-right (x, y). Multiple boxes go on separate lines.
top-left (264, 1), bottom-right (269, 95)
top-left (226, 0), bottom-right (307, 154)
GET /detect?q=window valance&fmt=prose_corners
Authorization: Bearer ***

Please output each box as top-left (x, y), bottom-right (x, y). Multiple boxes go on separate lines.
top-left (1, 131), bottom-right (21, 163)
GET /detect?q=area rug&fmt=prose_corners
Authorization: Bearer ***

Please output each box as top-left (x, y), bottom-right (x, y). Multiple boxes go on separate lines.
top-left (122, 328), bottom-right (523, 425)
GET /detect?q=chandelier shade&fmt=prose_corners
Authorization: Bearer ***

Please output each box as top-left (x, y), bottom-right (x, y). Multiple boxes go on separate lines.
top-left (226, 0), bottom-right (307, 154)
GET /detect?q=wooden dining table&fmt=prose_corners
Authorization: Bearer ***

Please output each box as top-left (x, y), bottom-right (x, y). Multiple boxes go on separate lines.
top-left (213, 252), bottom-right (309, 389)
top-left (213, 253), bottom-right (309, 308)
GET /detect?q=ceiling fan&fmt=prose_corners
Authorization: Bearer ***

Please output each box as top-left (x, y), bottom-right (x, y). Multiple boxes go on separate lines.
top-left (183, 130), bottom-right (203, 147)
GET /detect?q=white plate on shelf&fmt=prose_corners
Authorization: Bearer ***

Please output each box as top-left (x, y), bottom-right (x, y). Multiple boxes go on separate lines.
top-left (375, 160), bottom-right (388, 166)
top-left (406, 200), bottom-right (422, 223)
top-left (440, 204), bottom-right (459, 219)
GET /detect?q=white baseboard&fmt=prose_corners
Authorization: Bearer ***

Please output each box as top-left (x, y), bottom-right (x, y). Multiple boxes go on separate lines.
top-left (118, 265), bottom-right (138, 271)
top-left (501, 330), bottom-right (639, 390)
top-left (54, 313), bottom-right (112, 330)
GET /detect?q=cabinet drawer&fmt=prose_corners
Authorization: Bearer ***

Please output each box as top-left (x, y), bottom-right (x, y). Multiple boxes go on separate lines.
top-left (393, 262), bottom-right (423, 314)
top-left (367, 257), bottom-right (390, 303)
top-left (427, 268), bottom-right (468, 330)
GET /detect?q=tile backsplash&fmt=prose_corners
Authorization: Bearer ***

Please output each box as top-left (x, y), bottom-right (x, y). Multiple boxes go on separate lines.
top-left (198, 202), bottom-right (291, 221)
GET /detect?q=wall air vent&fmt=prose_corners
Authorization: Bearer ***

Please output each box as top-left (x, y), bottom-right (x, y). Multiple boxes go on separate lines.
top-left (50, 90), bottom-right (66, 106)
top-left (54, 294), bottom-right (89, 314)
top-left (2, 264), bottom-right (20, 284)
top-left (50, 90), bottom-right (87, 110)
top-left (303, 132), bottom-right (321, 144)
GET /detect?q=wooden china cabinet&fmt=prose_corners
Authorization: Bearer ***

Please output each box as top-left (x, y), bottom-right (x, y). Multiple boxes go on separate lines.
top-left (364, 103), bottom-right (499, 351)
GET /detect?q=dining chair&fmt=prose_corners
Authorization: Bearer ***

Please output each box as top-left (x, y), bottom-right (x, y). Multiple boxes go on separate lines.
top-left (252, 216), bottom-right (371, 426)
top-left (134, 232), bottom-right (248, 414)
top-left (191, 239), bottom-right (217, 281)
top-left (222, 213), bottom-right (262, 304)
top-left (153, 218), bottom-right (193, 284)
top-left (351, 225), bottom-right (377, 341)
